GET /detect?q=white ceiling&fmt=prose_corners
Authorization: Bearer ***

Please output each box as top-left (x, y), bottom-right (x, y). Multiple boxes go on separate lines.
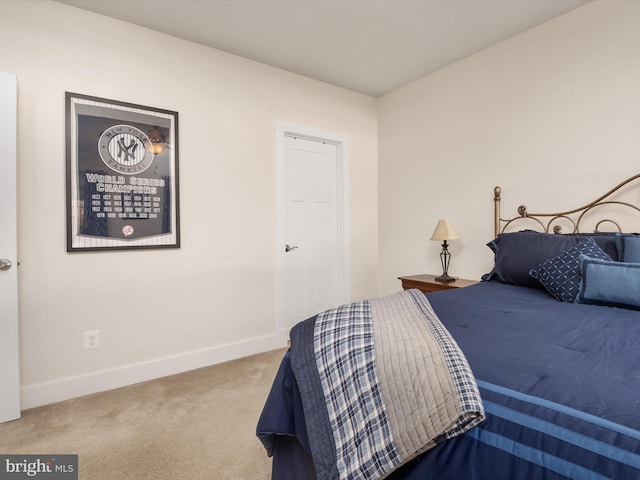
top-left (56, 0), bottom-right (591, 98)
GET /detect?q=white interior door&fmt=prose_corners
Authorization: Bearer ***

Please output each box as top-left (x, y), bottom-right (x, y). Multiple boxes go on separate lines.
top-left (277, 127), bottom-right (350, 333)
top-left (0, 72), bottom-right (20, 423)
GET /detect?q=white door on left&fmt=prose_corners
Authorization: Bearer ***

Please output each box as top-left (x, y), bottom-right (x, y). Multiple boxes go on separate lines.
top-left (0, 72), bottom-right (20, 423)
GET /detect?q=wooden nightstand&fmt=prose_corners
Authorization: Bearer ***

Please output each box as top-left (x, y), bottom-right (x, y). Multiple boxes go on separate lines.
top-left (398, 274), bottom-right (479, 294)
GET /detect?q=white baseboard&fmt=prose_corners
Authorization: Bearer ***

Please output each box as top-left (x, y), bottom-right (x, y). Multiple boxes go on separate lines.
top-left (21, 332), bottom-right (289, 410)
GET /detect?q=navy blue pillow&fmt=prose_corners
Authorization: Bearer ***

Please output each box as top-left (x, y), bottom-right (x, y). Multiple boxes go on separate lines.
top-left (483, 231), bottom-right (580, 288)
top-left (576, 255), bottom-right (640, 310)
top-left (563, 232), bottom-right (618, 261)
top-left (614, 233), bottom-right (640, 262)
top-left (529, 238), bottom-right (611, 302)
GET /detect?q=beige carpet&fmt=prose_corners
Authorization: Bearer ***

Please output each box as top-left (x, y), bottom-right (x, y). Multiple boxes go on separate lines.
top-left (0, 348), bottom-right (287, 479)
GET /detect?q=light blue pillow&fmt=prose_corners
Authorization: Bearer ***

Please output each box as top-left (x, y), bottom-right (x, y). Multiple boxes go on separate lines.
top-left (529, 238), bottom-right (611, 302)
top-left (614, 233), bottom-right (640, 263)
top-left (575, 255), bottom-right (640, 310)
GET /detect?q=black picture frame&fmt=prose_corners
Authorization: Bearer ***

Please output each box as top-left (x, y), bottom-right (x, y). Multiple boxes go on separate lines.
top-left (65, 92), bottom-right (180, 252)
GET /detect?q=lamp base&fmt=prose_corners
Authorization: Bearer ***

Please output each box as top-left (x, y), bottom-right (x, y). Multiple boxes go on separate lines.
top-left (434, 273), bottom-right (457, 283)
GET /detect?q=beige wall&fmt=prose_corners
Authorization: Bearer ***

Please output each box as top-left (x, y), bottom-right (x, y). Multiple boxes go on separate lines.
top-left (378, 0), bottom-right (640, 295)
top-left (0, 0), bottom-right (378, 407)
top-left (5, 0), bottom-right (639, 409)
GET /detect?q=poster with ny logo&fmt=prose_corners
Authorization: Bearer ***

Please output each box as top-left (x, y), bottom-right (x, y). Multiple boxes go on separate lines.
top-left (65, 92), bottom-right (180, 252)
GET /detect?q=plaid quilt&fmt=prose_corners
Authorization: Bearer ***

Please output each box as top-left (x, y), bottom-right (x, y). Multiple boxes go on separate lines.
top-left (289, 289), bottom-right (485, 480)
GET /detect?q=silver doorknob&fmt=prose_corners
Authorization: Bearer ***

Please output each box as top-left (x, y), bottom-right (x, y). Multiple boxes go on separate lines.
top-left (0, 258), bottom-right (12, 271)
top-left (285, 245), bottom-right (299, 252)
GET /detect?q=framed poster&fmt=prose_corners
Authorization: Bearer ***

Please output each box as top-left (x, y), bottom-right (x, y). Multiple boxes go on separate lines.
top-left (65, 92), bottom-right (180, 252)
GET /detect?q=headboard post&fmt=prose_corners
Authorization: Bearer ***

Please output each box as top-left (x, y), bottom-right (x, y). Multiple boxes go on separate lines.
top-left (493, 186), bottom-right (501, 238)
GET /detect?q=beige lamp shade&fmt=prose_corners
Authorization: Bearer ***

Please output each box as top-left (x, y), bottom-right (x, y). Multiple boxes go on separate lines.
top-left (430, 219), bottom-right (460, 241)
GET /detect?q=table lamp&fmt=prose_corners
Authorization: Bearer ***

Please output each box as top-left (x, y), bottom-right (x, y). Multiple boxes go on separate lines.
top-left (430, 219), bottom-right (460, 282)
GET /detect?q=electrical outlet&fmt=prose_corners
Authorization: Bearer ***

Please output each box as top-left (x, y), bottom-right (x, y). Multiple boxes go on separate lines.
top-left (84, 330), bottom-right (100, 349)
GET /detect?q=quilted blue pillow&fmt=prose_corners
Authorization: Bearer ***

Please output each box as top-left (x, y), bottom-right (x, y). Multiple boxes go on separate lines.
top-left (614, 233), bottom-right (640, 263)
top-left (529, 237), bottom-right (611, 302)
top-left (576, 255), bottom-right (640, 310)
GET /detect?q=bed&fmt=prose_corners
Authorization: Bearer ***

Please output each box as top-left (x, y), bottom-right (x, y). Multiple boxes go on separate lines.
top-left (257, 174), bottom-right (640, 480)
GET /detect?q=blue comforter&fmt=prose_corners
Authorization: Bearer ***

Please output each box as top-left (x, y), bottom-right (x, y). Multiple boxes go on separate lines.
top-left (257, 281), bottom-right (640, 479)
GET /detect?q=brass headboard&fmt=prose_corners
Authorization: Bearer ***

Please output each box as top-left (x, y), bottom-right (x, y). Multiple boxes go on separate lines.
top-left (494, 173), bottom-right (640, 237)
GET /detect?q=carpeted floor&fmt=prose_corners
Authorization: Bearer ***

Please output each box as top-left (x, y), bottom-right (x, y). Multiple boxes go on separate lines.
top-left (0, 348), bottom-right (286, 479)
